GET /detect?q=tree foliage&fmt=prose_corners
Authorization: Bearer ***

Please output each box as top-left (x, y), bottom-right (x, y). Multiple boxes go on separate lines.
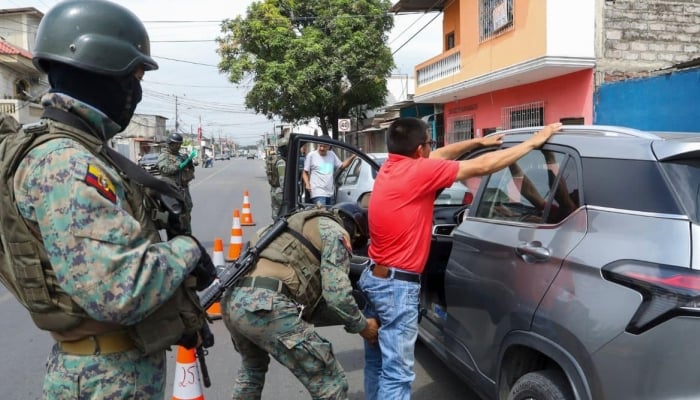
top-left (217, 0), bottom-right (394, 138)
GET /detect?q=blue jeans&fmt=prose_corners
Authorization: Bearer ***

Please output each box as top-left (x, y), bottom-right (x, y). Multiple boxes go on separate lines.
top-left (311, 196), bottom-right (334, 206)
top-left (358, 267), bottom-right (420, 400)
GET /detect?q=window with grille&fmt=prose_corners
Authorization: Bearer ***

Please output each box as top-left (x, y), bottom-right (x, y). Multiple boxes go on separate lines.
top-left (479, 0), bottom-right (514, 42)
top-left (451, 117), bottom-right (474, 142)
top-left (501, 101), bottom-right (544, 130)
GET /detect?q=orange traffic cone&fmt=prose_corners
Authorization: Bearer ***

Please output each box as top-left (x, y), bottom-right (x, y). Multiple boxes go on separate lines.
top-left (206, 238), bottom-right (224, 320)
top-left (171, 346), bottom-right (205, 400)
top-left (240, 190), bottom-right (256, 226)
top-left (226, 209), bottom-right (243, 262)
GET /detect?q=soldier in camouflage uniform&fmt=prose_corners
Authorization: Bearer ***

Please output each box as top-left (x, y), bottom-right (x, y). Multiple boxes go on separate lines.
top-left (158, 132), bottom-right (196, 233)
top-left (2, 1), bottom-right (216, 398)
top-left (221, 204), bottom-right (378, 400)
top-left (266, 135), bottom-right (287, 219)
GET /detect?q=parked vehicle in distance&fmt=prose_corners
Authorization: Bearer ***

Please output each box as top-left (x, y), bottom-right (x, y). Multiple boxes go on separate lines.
top-left (282, 127), bottom-right (700, 400)
top-left (335, 152), bottom-right (387, 204)
top-left (335, 152), bottom-right (472, 207)
top-left (138, 152), bottom-right (159, 174)
top-left (246, 152), bottom-right (256, 159)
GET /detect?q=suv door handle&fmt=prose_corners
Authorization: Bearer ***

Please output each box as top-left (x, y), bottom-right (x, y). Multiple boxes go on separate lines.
top-left (515, 241), bottom-right (551, 263)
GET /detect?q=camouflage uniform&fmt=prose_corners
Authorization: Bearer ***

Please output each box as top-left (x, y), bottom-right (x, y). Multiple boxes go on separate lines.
top-left (13, 93), bottom-right (201, 398)
top-left (222, 215), bottom-right (366, 400)
top-left (157, 148), bottom-right (195, 233)
top-left (270, 157), bottom-right (286, 218)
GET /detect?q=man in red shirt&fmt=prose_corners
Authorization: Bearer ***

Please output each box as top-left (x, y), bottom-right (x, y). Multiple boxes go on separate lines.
top-left (360, 117), bottom-right (562, 399)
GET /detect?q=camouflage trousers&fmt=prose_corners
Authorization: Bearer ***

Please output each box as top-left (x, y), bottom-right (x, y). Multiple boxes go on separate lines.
top-left (43, 343), bottom-right (166, 399)
top-left (222, 286), bottom-right (349, 400)
top-left (270, 186), bottom-right (283, 219)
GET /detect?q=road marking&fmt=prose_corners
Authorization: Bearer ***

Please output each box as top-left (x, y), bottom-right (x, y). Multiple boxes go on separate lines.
top-left (190, 160), bottom-right (257, 188)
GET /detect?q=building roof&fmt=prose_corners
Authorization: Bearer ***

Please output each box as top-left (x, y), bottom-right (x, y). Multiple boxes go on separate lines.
top-left (0, 7), bottom-right (43, 16)
top-left (390, 0), bottom-right (445, 13)
top-left (0, 40), bottom-right (32, 59)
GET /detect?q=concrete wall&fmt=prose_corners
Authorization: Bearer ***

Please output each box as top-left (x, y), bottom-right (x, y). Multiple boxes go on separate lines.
top-left (596, 0), bottom-right (700, 85)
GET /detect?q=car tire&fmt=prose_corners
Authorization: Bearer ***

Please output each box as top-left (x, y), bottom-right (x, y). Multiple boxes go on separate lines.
top-left (507, 370), bottom-right (572, 400)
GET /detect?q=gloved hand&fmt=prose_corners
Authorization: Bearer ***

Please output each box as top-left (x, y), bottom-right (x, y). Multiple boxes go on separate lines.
top-left (186, 235), bottom-right (218, 291)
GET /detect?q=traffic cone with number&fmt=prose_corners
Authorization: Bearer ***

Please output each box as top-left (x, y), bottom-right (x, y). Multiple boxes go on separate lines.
top-left (206, 238), bottom-right (224, 320)
top-left (171, 346), bottom-right (204, 400)
top-left (240, 190), bottom-right (256, 226)
top-left (226, 209), bottom-right (243, 261)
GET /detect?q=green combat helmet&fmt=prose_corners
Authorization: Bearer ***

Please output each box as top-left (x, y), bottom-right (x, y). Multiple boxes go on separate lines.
top-left (332, 202), bottom-right (369, 251)
top-left (32, 0), bottom-right (158, 76)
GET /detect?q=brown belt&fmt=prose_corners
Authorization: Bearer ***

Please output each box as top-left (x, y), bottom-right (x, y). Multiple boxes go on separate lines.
top-left (58, 331), bottom-right (135, 356)
top-left (370, 264), bottom-right (421, 283)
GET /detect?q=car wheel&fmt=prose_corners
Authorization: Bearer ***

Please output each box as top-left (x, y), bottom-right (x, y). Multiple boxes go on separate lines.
top-left (507, 370), bottom-right (573, 400)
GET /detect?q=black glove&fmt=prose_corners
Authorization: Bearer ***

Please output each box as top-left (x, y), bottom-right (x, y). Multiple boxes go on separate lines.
top-left (186, 235), bottom-right (218, 291)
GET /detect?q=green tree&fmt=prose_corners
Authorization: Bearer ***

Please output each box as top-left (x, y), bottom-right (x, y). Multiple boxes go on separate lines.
top-left (217, 0), bottom-right (394, 138)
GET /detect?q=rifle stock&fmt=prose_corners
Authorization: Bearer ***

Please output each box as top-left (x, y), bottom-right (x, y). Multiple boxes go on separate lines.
top-left (198, 216), bottom-right (289, 310)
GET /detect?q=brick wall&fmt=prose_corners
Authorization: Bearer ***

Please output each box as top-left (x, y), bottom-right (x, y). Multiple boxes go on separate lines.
top-left (596, 0), bottom-right (700, 84)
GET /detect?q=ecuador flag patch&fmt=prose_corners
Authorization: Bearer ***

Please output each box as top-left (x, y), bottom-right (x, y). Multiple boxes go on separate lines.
top-left (85, 164), bottom-right (117, 203)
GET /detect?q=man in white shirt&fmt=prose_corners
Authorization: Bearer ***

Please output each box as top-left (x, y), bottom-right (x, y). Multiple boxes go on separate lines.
top-left (303, 135), bottom-right (355, 205)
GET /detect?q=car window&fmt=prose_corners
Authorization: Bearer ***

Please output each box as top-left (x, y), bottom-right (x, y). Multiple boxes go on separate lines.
top-left (141, 154), bottom-right (159, 163)
top-left (660, 159), bottom-right (700, 223)
top-left (343, 159), bottom-right (362, 185)
top-left (371, 157), bottom-right (387, 179)
top-left (474, 150), bottom-right (578, 224)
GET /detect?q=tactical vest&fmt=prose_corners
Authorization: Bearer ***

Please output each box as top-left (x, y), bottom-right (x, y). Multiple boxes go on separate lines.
top-left (266, 153), bottom-right (280, 187)
top-left (252, 208), bottom-right (343, 317)
top-left (0, 115), bottom-right (204, 355)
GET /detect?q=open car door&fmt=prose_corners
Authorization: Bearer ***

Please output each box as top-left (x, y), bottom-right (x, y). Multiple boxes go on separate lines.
top-left (280, 134), bottom-right (381, 295)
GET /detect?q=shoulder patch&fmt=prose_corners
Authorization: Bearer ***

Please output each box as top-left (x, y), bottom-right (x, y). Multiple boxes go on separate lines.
top-left (340, 234), bottom-right (352, 254)
top-left (85, 164), bottom-right (117, 203)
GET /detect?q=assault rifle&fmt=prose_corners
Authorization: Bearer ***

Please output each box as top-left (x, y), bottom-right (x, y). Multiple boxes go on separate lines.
top-left (198, 216), bottom-right (289, 311)
top-left (158, 192), bottom-right (214, 387)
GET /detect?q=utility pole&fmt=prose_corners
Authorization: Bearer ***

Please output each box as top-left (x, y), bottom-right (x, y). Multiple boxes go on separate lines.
top-left (174, 95), bottom-right (179, 133)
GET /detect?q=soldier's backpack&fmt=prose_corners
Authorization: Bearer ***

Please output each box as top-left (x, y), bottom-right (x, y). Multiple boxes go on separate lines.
top-left (266, 152), bottom-right (280, 187)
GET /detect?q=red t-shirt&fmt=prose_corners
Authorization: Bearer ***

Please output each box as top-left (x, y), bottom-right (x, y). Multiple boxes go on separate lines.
top-left (368, 154), bottom-right (459, 273)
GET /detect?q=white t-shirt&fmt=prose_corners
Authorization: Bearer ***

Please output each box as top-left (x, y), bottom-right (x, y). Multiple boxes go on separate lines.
top-left (304, 150), bottom-right (341, 198)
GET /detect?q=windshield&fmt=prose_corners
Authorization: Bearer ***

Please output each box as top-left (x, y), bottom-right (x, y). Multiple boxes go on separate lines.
top-left (141, 154), bottom-right (159, 162)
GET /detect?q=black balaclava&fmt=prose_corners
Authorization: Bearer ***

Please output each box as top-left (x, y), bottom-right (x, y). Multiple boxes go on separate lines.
top-left (48, 63), bottom-right (142, 134)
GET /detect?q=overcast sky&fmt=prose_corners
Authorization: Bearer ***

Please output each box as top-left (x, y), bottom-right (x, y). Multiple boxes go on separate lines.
top-left (14, 0), bottom-right (442, 145)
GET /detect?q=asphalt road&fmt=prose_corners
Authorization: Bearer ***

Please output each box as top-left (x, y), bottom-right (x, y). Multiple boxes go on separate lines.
top-left (0, 158), bottom-right (479, 400)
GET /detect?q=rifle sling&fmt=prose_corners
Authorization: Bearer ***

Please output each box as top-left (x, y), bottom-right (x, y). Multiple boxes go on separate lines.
top-left (41, 107), bottom-right (184, 202)
top-left (284, 227), bottom-right (322, 262)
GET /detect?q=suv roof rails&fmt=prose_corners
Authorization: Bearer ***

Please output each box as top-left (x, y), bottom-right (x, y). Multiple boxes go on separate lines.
top-left (493, 125), bottom-right (660, 140)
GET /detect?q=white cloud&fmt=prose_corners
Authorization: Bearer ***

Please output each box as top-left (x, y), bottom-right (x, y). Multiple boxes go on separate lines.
top-left (20, 0), bottom-right (441, 144)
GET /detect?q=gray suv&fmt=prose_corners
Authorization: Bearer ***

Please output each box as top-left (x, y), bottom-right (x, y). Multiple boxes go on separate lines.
top-left (281, 127), bottom-right (700, 400)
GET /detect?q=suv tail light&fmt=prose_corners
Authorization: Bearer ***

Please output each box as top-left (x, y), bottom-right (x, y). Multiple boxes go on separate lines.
top-left (463, 192), bottom-right (474, 205)
top-left (602, 261), bottom-right (700, 334)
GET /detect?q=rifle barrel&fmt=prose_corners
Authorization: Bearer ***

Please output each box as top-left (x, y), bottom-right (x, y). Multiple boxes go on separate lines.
top-left (197, 217), bottom-right (289, 310)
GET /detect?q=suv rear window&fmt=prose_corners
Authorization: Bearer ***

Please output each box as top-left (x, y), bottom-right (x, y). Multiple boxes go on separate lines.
top-left (582, 158), bottom-right (681, 215)
top-left (659, 159), bottom-right (700, 223)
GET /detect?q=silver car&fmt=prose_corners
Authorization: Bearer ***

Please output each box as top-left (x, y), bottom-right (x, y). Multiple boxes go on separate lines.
top-left (335, 153), bottom-right (472, 206)
top-left (335, 152), bottom-right (387, 204)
